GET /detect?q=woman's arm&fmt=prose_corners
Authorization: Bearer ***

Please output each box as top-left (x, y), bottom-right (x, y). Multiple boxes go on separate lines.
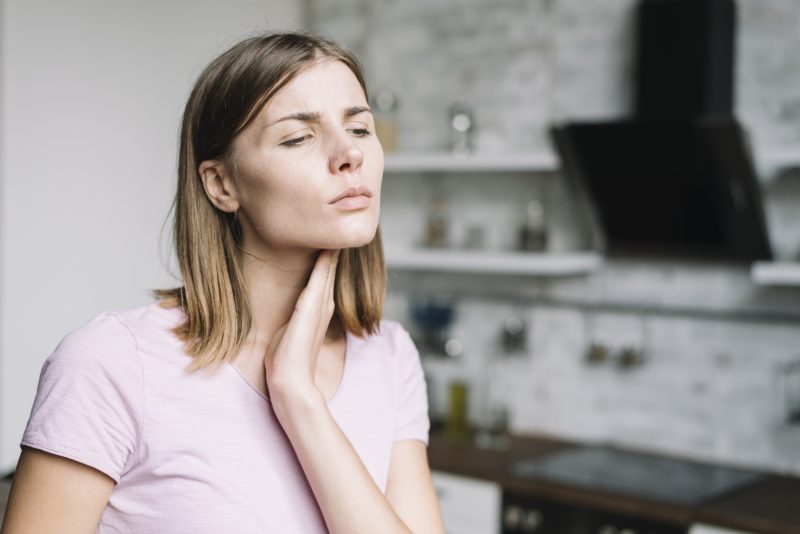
top-left (0, 447), bottom-right (114, 534)
top-left (385, 440), bottom-right (445, 533)
top-left (271, 387), bottom-right (445, 534)
top-left (264, 249), bottom-right (445, 533)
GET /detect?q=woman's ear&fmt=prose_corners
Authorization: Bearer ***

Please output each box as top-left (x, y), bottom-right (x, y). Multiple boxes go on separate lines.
top-left (198, 160), bottom-right (240, 213)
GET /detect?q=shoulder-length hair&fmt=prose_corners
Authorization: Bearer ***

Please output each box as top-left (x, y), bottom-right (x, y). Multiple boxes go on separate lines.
top-left (154, 31), bottom-right (386, 373)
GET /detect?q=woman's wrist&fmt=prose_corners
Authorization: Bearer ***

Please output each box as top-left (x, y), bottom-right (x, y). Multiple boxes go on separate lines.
top-left (269, 380), bottom-right (325, 420)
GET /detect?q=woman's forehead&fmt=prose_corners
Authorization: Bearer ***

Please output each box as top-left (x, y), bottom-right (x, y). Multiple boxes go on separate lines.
top-left (263, 60), bottom-right (366, 118)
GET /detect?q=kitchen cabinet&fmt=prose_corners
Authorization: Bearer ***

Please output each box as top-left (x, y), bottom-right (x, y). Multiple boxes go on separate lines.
top-left (689, 525), bottom-right (758, 534)
top-left (428, 431), bottom-right (800, 534)
top-left (432, 470), bottom-right (501, 534)
top-left (383, 151), bottom-right (602, 277)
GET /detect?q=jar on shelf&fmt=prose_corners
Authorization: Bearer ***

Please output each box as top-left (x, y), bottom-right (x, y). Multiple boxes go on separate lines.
top-left (371, 89), bottom-right (399, 153)
top-left (517, 187), bottom-right (548, 252)
top-left (448, 101), bottom-right (475, 156)
top-left (423, 192), bottom-right (450, 248)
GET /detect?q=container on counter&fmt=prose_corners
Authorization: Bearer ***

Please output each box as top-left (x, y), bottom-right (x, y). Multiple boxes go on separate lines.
top-left (445, 380), bottom-right (470, 442)
top-left (474, 350), bottom-right (512, 451)
top-left (371, 89), bottom-right (399, 153)
top-left (462, 223), bottom-right (487, 250)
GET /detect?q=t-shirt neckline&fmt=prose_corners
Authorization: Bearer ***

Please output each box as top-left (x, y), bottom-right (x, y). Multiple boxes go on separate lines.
top-left (152, 300), bottom-right (354, 406)
top-left (226, 328), bottom-right (353, 406)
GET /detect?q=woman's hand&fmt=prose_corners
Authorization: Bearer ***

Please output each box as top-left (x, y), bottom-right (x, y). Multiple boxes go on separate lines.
top-left (263, 248), bottom-right (340, 409)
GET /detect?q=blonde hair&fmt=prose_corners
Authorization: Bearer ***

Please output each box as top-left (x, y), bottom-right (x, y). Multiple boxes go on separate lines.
top-left (154, 31), bottom-right (386, 373)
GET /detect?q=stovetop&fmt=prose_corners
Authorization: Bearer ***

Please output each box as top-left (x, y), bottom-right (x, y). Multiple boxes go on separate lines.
top-left (510, 446), bottom-right (764, 506)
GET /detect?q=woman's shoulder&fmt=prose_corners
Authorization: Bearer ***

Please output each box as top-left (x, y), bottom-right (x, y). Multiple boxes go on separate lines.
top-left (49, 300), bottom-right (180, 368)
top-left (357, 319), bottom-right (419, 358)
top-left (55, 310), bottom-right (137, 357)
top-left (361, 318), bottom-right (406, 340)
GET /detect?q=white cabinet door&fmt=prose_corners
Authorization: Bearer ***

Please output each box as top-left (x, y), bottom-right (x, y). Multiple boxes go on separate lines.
top-left (689, 524), bottom-right (757, 534)
top-left (431, 470), bottom-right (501, 534)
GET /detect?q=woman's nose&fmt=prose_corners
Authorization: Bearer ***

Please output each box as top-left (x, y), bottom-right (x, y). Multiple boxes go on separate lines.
top-left (328, 133), bottom-right (364, 175)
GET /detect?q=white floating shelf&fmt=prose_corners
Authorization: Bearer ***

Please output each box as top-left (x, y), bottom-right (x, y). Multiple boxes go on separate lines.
top-left (755, 148), bottom-right (800, 180)
top-left (385, 248), bottom-right (603, 276)
top-left (383, 151), bottom-right (558, 173)
top-left (752, 261), bottom-right (800, 287)
top-left (760, 148), bottom-right (800, 171)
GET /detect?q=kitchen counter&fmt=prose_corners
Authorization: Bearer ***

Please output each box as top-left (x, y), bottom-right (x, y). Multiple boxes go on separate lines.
top-left (428, 427), bottom-right (800, 534)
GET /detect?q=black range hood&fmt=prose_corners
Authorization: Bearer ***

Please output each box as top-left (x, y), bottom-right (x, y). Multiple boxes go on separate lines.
top-left (551, 0), bottom-right (772, 261)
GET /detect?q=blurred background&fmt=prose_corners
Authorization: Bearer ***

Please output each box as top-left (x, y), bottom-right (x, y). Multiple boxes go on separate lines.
top-left (2, 0), bottom-right (800, 532)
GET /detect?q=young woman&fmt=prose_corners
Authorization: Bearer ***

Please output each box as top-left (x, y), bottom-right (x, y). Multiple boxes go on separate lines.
top-left (1, 32), bottom-right (445, 534)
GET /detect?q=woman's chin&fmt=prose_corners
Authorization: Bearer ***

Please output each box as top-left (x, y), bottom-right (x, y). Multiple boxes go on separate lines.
top-left (325, 225), bottom-right (378, 249)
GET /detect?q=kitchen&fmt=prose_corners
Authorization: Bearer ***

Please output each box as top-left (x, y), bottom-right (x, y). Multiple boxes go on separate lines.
top-left (2, 0), bottom-right (800, 533)
top-left (323, 0), bottom-right (800, 532)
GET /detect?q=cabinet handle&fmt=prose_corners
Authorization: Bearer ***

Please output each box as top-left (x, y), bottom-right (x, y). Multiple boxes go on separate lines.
top-left (521, 509), bottom-right (542, 532)
top-left (503, 505), bottom-right (523, 529)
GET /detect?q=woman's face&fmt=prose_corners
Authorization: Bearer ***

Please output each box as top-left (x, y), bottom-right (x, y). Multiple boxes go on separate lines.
top-left (226, 58), bottom-right (383, 252)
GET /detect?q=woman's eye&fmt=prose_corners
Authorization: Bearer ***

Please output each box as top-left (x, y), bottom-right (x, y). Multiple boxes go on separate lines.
top-left (281, 135), bottom-right (310, 147)
top-left (281, 128), bottom-right (371, 147)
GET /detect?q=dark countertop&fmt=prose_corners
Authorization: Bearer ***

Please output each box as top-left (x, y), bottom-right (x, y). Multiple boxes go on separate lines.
top-left (428, 427), bottom-right (800, 534)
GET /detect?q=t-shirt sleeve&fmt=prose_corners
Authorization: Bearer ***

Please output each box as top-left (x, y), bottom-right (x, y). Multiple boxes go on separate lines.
top-left (392, 324), bottom-right (430, 446)
top-left (20, 312), bottom-right (144, 484)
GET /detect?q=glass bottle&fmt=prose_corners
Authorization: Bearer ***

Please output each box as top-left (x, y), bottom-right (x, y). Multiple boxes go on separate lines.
top-left (518, 189), bottom-right (547, 252)
top-left (371, 89), bottom-right (398, 153)
top-left (445, 341), bottom-right (470, 443)
top-left (425, 192), bottom-right (450, 248)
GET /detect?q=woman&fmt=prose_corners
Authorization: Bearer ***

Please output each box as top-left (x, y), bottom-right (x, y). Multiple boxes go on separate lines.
top-left (1, 32), bottom-right (445, 534)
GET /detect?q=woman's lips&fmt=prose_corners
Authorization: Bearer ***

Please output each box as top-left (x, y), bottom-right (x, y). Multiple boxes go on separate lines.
top-left (329, 184), bottom-right (372, 203)
top-left (330, 195), bottom-right (371, 210)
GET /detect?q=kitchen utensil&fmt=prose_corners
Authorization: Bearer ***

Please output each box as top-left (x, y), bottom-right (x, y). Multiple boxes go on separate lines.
top-left (448, 102), bottom-right (475, 156)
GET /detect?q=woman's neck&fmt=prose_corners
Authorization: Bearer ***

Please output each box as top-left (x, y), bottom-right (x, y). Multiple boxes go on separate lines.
top-left (239, 245), bottom-right (317, 350)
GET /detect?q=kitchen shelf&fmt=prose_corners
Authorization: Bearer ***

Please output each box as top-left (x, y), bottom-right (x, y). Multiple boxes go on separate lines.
top-left (383, 151), bottom-right (558, 173)
top-left (385, 248), bottom-right (602, 276)
top-left (751, 261), bottom-right (800, 287)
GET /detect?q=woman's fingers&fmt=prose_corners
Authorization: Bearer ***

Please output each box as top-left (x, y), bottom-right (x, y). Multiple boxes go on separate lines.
top-left (324, 249), bottom-right (340, 306)
top-left (287, 249), bottom-right (339, 351)
top-left (264, 248), bottom-right (342, 400)
top-left (307, 249), bottom-right (339, 313)
top-left (316, 249), bottom-right (339, 343)
top-left (296, 250), bottom-right (331, 312)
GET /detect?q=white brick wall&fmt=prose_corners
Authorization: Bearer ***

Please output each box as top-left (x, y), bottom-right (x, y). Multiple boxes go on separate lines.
top-left (312, 0), bottom-right (800, 474)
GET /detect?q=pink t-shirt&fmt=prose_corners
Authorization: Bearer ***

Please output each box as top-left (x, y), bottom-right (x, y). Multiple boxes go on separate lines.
top-left (20, 301), bottom-right (430, 533)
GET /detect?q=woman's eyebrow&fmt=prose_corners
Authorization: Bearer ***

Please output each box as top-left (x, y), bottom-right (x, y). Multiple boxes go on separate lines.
top-left (267, 105), bottom-right (372, 128)
top-left (344, 105), bottom-right (372, 118)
